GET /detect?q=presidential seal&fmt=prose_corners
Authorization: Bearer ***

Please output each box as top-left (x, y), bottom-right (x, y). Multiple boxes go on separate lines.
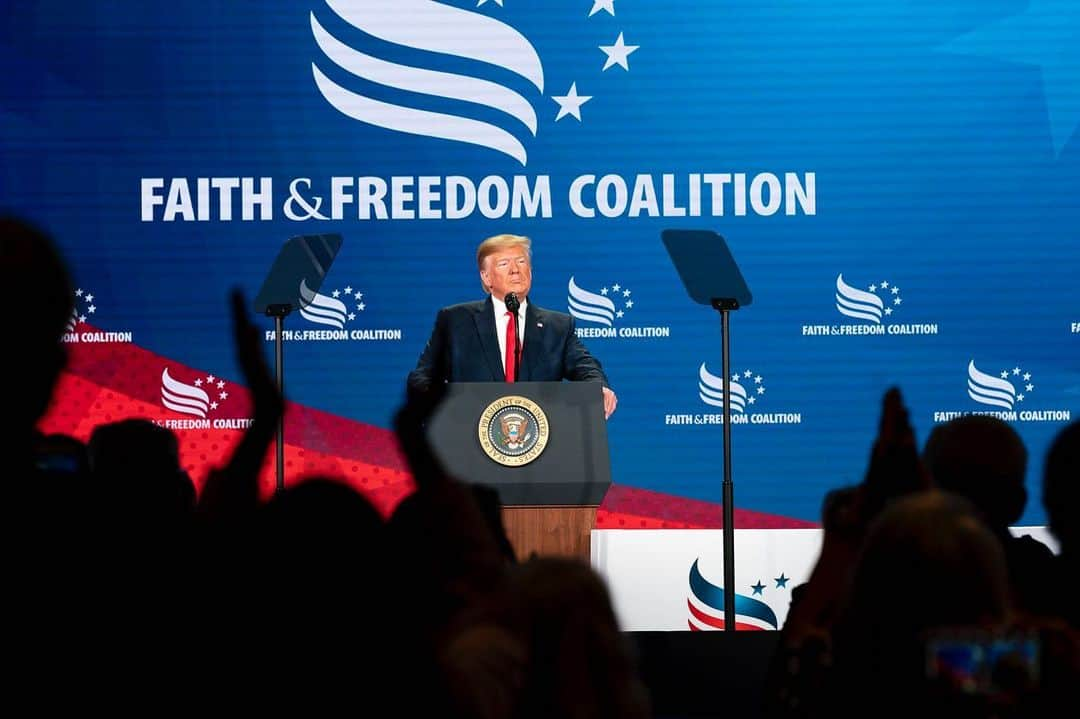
top-left (478, 395), bottom-right (550, 467)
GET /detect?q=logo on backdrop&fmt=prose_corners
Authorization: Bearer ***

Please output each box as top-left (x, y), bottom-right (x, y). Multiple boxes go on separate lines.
top-left (61, 287), bottom-right (134, 344)
top-left (687, 559), bottom-right (785, 631)
top-left (311, 0), bottom-right (544, 166)
top-left (139, 2), bottom-right (817, 221)
top-left (568, 276), bottom-right (670, 339)
top-left (157, 368), bottom-right (253, 430)
top-left (801, 274), bottom-right (938, 337)
top-left (931, 360), bottom-right (1071, 424)
top-left (699, 364), bottom-right (764, 414)
top-left (263, 278), bottom-right (403, 342)
top-left (1072, 320), bottom-right (1079, 334)
top-left (663, 364), bottom-right (802, 426)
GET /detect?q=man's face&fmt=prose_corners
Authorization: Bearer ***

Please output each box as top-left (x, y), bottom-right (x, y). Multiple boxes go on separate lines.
top-left (481, 247), bottom-right (532, 301)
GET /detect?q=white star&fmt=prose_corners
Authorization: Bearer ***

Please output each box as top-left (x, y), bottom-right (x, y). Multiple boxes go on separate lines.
top-left (599, 32), bottom-right (639, 71)
top-left (601, 287), bottom-right (609, 295)
top-left (358, 302), bottom-right (366, 311)
top-left (332, 290), bottom-right (340, 298)
top-left (210, 401), bottom-right (218, 410)
top-left (748, 396), bottom-right (756, 405)
top-left (612, 284), bottom-right (621, 291)
top-left (79, 315), bottom-right (87, 323)
top-left (477, 0), bottom-right (503, 5)
top-left (891, 286), bottom-right (900, 295)
top-left (1023, 372), bottom-right (1031, 381)
top-left (731, 374), bottom-right (739, 383)
top-left (85, 294), bottom-right (94, 303)
top-left (87, 305), bottom-right (96, 314)
top-left (894, 297), bottom-right (902, 305)
top-left (623, 289), bottom-right (631, 297)
top-left (868, 284), bottom-right (877, 292)
top-left (348, 312), bottom-right (356, 321)
top-left (344, 285), bottom-right (353, 295)
top-left (75, 289), bottom-right (83, 297)
top-left (758, 386), bottom-right (766, 395)
top-left (589, 0), bottom-right (615, 17)
top-left (881, 281), bottom-right (890, 288)
top-left (1013, 367), bottom-right (1021, 375)
top-left (354, 291), bottom-right (363, 299)
top-left (616, 310), bottom-right (624, 318)
top-left (625, 299), bottom-right (634, 308)
top-left (1017, 393), bottom-right (1025, 402)
top-left (217, 380), bottom-right (225, 389)
top-left (552, 82), bottom-right (592, 121)
top-left (207, 374), bottom-right (216, 383)
top-left (1000, 371), bottom-right (1010, 379)
top-left (194, 379), bottom-right (203, 387)
top-left (755, 375), bottom-right (763, 384)
top-left (1026, 383), bottom-right (1034, 391)
top-left (744, 370), bottom-right (752, 378)
top-left (220, 391), bottom-right (228, 400)
top-left (884, 307), bottom-right (894, 315)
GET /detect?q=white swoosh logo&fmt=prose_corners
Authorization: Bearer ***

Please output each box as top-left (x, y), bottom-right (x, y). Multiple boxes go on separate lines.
top-left (835, 274), bottom-right (884, 324)
top-left (567, 276), bottom-right (617, 326)
top-left (698, 363), bottom-right (748, 413)
top-left (967, 360), bottom-right (1016, 410)
top-left (312, 0), bottom-right (544, 165)
top-left (161, 368), bottom-right (211, 418)
top-left (299, 278), bottom-right (349, 329)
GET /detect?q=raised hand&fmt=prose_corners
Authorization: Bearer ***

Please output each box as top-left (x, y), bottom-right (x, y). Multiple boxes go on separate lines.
top-left (198, 289), bottom-right (284, 519)
top-left (860, 387), bottom-right (928, 523)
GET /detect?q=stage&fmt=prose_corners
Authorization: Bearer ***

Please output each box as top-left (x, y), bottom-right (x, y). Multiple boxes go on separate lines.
top-left (630, 631), bottom-right (779, 718)
top-left (593, 527), bottom-right (1057, 631)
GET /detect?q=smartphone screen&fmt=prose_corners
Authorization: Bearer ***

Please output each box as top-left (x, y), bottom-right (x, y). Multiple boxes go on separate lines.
top-left (926, 632), bottom-right (1039, 694)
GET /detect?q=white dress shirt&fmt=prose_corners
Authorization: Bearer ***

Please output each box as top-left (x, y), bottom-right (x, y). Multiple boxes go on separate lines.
top-left (492, 294), bottom-right (527, 375)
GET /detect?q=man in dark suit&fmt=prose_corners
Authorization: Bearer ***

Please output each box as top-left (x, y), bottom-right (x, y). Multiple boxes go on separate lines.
top-left (407, 234), bottom-right (617, 418)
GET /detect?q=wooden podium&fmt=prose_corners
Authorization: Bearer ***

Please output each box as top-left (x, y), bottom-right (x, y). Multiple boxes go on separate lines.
top-left (427, 382), bottom-right (611, 560)
top-left (501, 505), bottom-right (598, 561)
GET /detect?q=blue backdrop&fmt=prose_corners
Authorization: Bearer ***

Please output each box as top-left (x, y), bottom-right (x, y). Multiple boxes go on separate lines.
top-left (2, 0), bottom-right (1076, 524)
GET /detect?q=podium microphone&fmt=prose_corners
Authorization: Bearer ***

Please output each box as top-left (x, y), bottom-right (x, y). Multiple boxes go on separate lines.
top-left (505, 292), bottom-right (521, 382)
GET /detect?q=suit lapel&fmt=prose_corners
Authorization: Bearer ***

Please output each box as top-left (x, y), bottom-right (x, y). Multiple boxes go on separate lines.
top-left (521, 303), bottom-right (542, 382)
top-left (473, 298), bottom-right (505, 381)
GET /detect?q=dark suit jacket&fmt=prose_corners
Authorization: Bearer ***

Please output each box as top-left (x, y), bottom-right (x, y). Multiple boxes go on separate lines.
top-left (407, 298), bottom-right (609, 392)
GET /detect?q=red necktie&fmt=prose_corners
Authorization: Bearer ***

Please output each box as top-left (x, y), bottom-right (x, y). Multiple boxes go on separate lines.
top-left (505, 311), bottom-right (517, 382)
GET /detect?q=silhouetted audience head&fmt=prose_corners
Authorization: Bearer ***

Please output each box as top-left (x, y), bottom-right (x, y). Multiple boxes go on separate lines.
top-left (831, 491), bottom-right (1012, 710)
top-left (260, 476), bottom-right (383, 547)
top-left (253, 478), bottom-right (390, 686)
top-left (503, 557), bottom-right (650, 719)
top-left (0, 217), bottom-right (73, 440)
top-left (257, 476), bottom-right (385, 604)
top-left (386, 481), bottom-right (508, 634)
top-left (88, 419), bottom-right (195, 520)
top-left (923, 416), bottom-right (1028, 531)
top-left (1043, 420), bottom-right (1079, 554)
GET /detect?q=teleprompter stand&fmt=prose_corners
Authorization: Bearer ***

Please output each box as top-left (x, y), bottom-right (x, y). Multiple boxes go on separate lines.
top-left (662, 229), bottom-right (753, 631)
top-left (253, 233), bottom-right (343, 493)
